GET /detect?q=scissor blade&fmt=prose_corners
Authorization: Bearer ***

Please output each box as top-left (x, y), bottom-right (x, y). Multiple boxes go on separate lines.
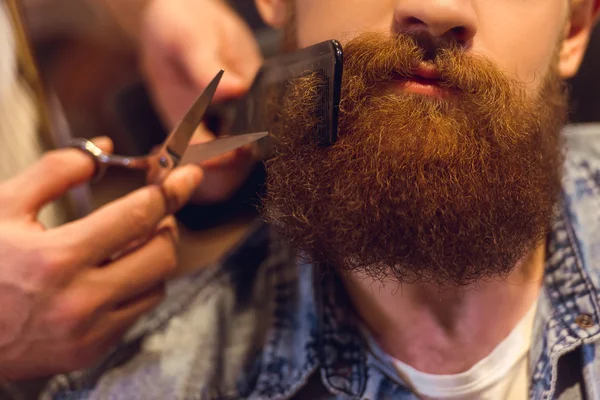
top-left (180, 131), bottom-right (268, 165)
top-left (162, 70), bottom-right (224, 163)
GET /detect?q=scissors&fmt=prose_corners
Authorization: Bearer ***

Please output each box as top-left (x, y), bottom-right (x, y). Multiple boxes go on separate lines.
top-left (70, 70), bottom-right (268, 183)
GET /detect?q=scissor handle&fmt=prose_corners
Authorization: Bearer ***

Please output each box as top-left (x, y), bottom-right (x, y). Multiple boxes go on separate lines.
top-left (70, 138), bottom-right (151, 182)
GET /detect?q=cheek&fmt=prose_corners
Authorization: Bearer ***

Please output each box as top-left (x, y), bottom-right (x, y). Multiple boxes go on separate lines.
top-left (467, 0), bottom-right (568, 91)
top-left (293, 0), bottom-right (568, 95)
top-left (294, 0), bottom-right (397, 47)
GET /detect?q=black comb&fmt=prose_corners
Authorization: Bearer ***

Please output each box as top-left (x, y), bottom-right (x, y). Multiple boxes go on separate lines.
top-left (205, 40), bottom-right (344, 155)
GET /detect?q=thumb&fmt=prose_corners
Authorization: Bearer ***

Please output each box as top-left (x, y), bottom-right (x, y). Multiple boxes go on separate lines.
top-left (2, 137), bottom-right (114, 218)
top-left (87, 136), bottom-right (114, 154)
top-left (184, 48), bottom-right (250, 103)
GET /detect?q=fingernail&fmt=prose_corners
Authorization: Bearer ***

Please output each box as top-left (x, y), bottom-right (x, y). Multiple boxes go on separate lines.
top-left (222, 74), bottom-right (247, 91)
top-left (223, 72), bottom-right (242, 84)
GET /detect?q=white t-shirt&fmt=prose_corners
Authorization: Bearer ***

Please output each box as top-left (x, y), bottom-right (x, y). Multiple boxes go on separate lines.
top-left (390, 302), bottom-right (538, 400)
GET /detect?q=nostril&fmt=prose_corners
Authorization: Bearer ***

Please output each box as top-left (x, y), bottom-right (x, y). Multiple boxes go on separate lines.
top-left (406, 16), bottom-right (426, 26)
top-left (449, 26), bottom-right (469, 43)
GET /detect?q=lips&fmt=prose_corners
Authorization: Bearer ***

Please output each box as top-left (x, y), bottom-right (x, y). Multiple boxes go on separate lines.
top-left (388, 63), bottom-right (449, 98)
top-left (411, 63), bottom-right (442, 85)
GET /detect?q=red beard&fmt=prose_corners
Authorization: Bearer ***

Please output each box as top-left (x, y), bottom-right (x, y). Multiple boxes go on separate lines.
top-left (263, 32), bottom-right (567, 286)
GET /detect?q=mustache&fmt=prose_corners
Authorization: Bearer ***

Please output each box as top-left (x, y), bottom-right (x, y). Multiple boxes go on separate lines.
top-left (342, 32), bottom-right (516, 98)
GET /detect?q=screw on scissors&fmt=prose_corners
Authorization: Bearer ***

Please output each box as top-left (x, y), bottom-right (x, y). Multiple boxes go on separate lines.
top-left (71, 70), bottom-right (225, 183)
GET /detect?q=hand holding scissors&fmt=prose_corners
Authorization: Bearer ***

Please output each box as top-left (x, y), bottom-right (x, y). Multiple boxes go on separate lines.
top-left (0, 74), bottom-right (249, 378)
top-left (70, 70), bottom-right (268, 184)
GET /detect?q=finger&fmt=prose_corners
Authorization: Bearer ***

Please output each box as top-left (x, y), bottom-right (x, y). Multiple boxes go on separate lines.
top-left (52, 286), bottom-right (165, 373)
top-left (109, 285), bottom-right (166, 327)
top-left (187, 60), bottom-right (247, 98)
top-left (220, 25), bottom-right (262, 86)
top-left (0, 137), bottom-right (113, 218)
top-left (88, 286), bottom-right (165, 353)
top-left (96, 285), bottom-right (165, 341)
top-left (86, 226), bottom-right (176, 305)
top-left (142, 31), bottom-right (250, 128)
top-left (143, 43), bottom-right (200, 126)
top-left (209, 2), bottom-right (261, 89)
top-left (86, 136), bottom-right (114, 153)
top-left (107, 215), bottom-right (180, 263)
top-left (184, 46), bottom-right (251, 102)
top-left (150, 46), bottom-right (249, 123)
top-left (57, 165), bottom-right (201, 265)
top-left (189, 147), bottom-right (257, 205)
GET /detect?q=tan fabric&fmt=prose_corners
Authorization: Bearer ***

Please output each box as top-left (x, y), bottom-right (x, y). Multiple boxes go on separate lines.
top-left (0, 2), bottom-right (66, 228)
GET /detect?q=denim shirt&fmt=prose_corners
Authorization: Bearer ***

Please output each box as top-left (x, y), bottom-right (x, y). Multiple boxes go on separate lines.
top-left (43, 124), bottom-right (600, 400)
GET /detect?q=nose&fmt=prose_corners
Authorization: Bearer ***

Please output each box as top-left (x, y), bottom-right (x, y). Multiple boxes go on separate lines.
top-left (393, 0), bottom-right (477, 45)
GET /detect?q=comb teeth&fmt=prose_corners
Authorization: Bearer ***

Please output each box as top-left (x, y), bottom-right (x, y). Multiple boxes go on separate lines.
top-left (204, 40), bottom-right (344, 155)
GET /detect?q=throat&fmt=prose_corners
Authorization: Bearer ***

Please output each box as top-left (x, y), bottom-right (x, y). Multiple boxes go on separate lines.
top-left (341, 244), bottom-right (545, 374)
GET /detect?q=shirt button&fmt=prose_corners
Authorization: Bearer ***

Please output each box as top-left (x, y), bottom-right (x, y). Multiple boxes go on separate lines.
top-left (575, 314), bottom-right (595, 328)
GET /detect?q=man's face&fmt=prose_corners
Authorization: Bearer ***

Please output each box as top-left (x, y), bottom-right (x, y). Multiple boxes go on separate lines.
top-left (292, 0), bottom-right (569, 92)
top-left (257, 0), bottom-right (597, 286)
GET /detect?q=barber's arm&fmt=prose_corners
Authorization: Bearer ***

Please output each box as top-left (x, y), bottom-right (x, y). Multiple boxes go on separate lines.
top-left (141, 0), bottom-right (263, 205)
top-left (0, 138), bottom-right (202, 380)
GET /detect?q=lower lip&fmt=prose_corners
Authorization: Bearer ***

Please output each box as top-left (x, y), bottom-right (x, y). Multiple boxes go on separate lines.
top-left (394, 80), bottom-right (449, 98)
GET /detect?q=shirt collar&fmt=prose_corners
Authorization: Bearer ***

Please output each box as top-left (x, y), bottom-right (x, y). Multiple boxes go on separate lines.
top-left (528, 195), bottom-right (600, 397)
top-left (248, 256), bottom-right (369, 399)
top-left (249, 199), bottom-right (600, 399)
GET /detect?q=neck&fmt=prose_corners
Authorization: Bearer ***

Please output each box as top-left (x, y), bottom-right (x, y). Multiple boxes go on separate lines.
top-left (340, 244), bottom-right (545, 374)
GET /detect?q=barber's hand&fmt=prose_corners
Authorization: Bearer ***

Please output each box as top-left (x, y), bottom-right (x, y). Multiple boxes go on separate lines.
top-left (142, 0), bottom-right (262, 204)
top-left (0, 138), bottom-right (202, 380)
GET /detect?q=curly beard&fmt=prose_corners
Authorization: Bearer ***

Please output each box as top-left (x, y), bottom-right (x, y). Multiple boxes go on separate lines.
top-left (263, 32), bottom-right (567, 286)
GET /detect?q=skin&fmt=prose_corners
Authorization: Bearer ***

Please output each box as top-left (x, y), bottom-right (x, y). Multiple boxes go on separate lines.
top-left (0, 137), bottom-right (202, 379)
top-left (141, 0), bottom-right (263, 204)
top-left (255, 0), bottom-right (600, 373)
top-left (0, 0), bottom-right (258, 379)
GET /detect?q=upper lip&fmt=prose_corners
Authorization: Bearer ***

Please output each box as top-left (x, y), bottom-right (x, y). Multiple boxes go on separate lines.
top-left (412, 63), bottom-right (442, 81)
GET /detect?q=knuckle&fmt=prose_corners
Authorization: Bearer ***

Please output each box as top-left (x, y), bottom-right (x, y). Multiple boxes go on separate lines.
top-left (50, 296), bottom-right (94, 337)
top-left (165, 190), bottom-right (185, 213)
top-left (158, 216), bottom-right (179, 244)
top-left (40, 150), bottom-right (74, 173)
top-left (155, 234), bottom-right (178, 272)
top-left (36, 252), bottom-right (69, 285)
top-left (35, 241), bottom-right (80, 285)
top-left (161, 215), bottom-right (177, 230)
top-left (161, 171), bottom-right (197, 213)
top-left (127, 203), bottom-right (156, 233)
